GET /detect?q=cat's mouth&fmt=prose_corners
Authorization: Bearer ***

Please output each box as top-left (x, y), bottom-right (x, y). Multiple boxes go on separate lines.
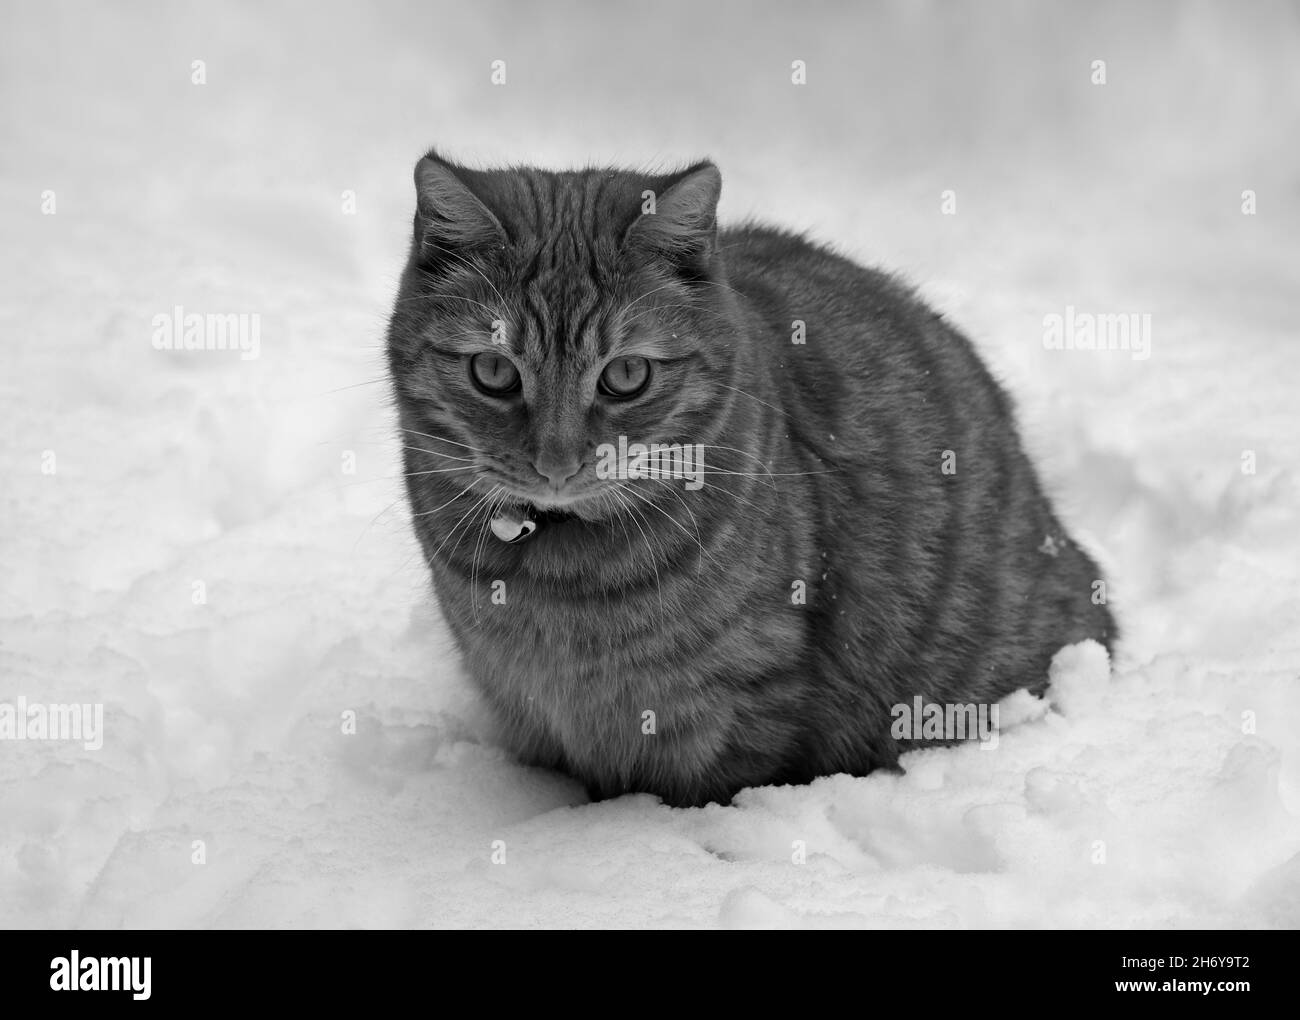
top-left (488, 497), bottom-right (583, 544)
top-left (505, 487), bottom-right (605, 521)
top-left (534, 507), bottom-right (577, 524)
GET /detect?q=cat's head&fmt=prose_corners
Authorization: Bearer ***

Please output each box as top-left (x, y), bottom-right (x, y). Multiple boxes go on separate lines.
top-left (387, 150), bottom-right (736, 521)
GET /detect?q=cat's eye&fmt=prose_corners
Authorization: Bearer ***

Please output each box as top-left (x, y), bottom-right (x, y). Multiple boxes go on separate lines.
top-left (599, 356), bottom-right (651, 398)
top-left (470, 352), bottom-right (521, 395)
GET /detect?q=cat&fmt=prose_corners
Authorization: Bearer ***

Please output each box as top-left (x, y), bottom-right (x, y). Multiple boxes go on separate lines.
top-left (386, 149), bottom-right (1117, 808)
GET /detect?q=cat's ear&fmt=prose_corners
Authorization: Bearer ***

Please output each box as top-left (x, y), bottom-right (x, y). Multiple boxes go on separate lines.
top-left (413, 152), bottom-right (505, 261)
top-left (623, 161), bottom-right (721, 280)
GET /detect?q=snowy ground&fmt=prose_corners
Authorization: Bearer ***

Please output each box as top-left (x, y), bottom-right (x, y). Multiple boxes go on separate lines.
top-left (2, 1), bottom-right (1298, 928)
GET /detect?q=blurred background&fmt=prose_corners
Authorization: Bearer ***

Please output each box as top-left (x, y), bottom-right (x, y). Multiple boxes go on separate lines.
top-left (2, 1), bottom-right (1298, 928)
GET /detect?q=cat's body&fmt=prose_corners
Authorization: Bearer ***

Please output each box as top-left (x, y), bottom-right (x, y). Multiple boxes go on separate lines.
top-left (387, 152), bottom-right (1115, 807)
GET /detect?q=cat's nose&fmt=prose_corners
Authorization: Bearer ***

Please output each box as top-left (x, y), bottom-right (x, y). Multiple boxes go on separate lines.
top-left (533, 455), bottom-right (582, 487)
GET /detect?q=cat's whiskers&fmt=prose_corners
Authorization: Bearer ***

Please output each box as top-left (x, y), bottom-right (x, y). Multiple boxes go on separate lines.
top-left (601, 489), bottom-right (642, 587)
top-left (352, 497), bottom-right (405, 556)
top-left (654, 475), bottom-right (767, 516)
top-left (645, 480), bottom-right (707, 575)
top-left (696, 443), bottom-right (777, 479)
top-left (469, 487), bottom-right (509, 618)
top-left (608, 486), bottom-right (666, 620)
top-left (691, 458), bottom-right (777, 491)
top-left (716, 381), bottom-right (798, 423)
top-left (334, 438), bottom-right (478, 464)
top-left (412, 476), bottom-right (487, 518)
top-left (396, 428), bottom-right (487, 455)
top-left (696, 462), bottom-right (835, 479)
top-left (430, 483), bottom-right (502, 563)
top-left (444, 491), bottom-right (497, 597)
top-left (612, 480), bottom-right (725, 576)
top-left (399, 445), bottom-right (478, 463)
top-left (701, 479), bottom-right (767, 515)
top-left (333, 466), bottom-right (476, 491)
top-left (321, 377), bottom-right (391, 395)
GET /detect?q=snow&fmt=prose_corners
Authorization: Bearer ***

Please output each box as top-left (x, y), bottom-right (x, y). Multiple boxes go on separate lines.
top-left (2, 1), bottom-right (1298, 928)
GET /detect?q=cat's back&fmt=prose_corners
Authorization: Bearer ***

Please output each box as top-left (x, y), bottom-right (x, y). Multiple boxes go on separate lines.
top-left (716, 221), bottom-right (1115, 683)
top-left (719, 223), bottom-right (924, 327)
top-left (717, 223), bottom-right (1010, 462)
top-left (718, 222), bottom-right (989, 382)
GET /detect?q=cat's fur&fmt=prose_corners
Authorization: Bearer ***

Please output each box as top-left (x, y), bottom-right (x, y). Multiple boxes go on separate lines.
top-left (386, 150), bottom-right (1116, 808)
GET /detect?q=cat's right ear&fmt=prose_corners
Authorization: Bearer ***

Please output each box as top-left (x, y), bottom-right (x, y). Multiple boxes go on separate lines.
top-left (413, 152), bottom-right (505, 264)
top-left (623, 161), bottom-right (722, 281)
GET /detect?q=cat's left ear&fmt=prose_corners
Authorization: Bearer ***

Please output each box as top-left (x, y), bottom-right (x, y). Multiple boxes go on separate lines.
top-left (623, 161), bottom-right (722, 279)
top-left (413, 151), bottom-right (506, 262)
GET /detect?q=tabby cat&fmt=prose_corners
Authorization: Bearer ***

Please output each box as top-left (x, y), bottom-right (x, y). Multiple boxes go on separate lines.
top-left (386, 150), bottom-right (1116, 808)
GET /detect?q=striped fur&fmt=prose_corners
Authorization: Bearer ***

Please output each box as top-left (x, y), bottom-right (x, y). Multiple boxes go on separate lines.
top-left (387, 151), bottom-right (1116, 807)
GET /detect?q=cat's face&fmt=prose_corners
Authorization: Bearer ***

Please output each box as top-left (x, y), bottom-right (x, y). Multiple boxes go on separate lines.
top-left (388, 152), bottom-right (735, 521)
